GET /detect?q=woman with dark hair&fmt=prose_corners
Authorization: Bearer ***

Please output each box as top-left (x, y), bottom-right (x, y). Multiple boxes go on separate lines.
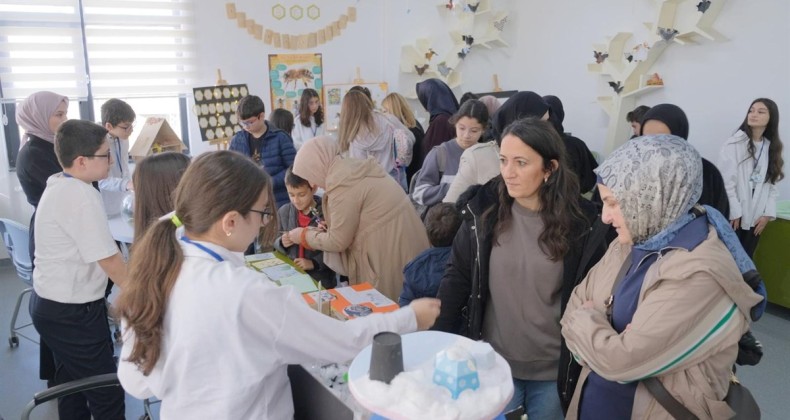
top-left (443, 91), bottom-right (550, 203)
top-left (416, 78), bottom-right (459, 159)
top-left (291, 88), bottom-right (324, 150)
top-left (562, 135), bottom-right (763, 419)
top-left (411, 99), bottom-right (489, 207)
top-left (434, 118), bottom-right (609, 419)
top-left (719, 98), bottom-right (785, 257)
top-left (543, 94), bottom-right (598, 194)
top-left (117, 151), bottom-right (440, 418)
top-left (639, 103), bottom-right (730, 218)
top-left (132, 152), bottom-right (191, 243)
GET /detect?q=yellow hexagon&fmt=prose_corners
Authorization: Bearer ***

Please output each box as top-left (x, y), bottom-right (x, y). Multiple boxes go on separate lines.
top-left (290, 5), bottom-right (304, 20)
top-left (307, 5), bottom-right (320, 20)
top-left (272, 4), bottom-right (286, 20)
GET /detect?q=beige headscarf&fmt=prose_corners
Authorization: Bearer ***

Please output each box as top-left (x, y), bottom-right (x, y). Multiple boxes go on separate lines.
top-left (478, 95), bottom-right (501, 116)
top-left (16, 91), bottom-right (68, 144)
top-left (292, 136), bottom-right (341, 189)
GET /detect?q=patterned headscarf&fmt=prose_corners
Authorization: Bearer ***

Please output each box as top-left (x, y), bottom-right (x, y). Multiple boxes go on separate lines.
top-left (16, 91), bottom-right (68, 144)
top-left (595, 134), bottom-right (702, 244)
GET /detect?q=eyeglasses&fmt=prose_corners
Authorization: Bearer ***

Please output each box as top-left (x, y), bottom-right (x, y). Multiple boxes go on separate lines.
top-left (116, 124), bottom-right (133, 132)
top-left (84, 153), bottom-right (111, 163)
top-left (249, 208), bottom-right (273, 225)
top-left (239, 114), bottom-right (261, 128)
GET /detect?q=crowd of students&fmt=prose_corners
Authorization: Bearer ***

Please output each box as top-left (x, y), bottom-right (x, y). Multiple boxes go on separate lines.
top-left (12, 78), bottom-right (782, 419)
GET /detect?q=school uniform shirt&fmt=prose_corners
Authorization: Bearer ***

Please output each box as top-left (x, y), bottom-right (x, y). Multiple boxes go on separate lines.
top-left (33, 174), bottom-right (118, 303)
top-left (719, 130), bottom-right (779, 229)
top-left (118, 239), bottom-right (418, 420)
top-left (291, 114), bottom-right (324, 150)
top-left (98, 135), bottom-right (131, 216)
top-left (411, 139), bottom-right (463, 206)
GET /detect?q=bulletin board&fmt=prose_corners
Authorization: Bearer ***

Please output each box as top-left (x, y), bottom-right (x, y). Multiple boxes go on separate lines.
top-left (192, 84), bottom-right (249, 141)
top-left (268, 53), bottom-right (324, 114)
top-left (323, 82), bottom-right (389, 131)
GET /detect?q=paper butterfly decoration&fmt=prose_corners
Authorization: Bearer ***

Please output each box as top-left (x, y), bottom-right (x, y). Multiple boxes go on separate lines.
top-left (438, 62), bottom-right (452, 76)
top-left (493, 15), bottom-right (508, 32)
top-left (457, 47), bottom-right (471, 59)
top-left (697, 1), bottom-right (711, 13)
top-left (425, 49), bottom-right (437, 60)
top-left (414, 64), bottom-right (429, 76)
top-left (658, 27), bottom-right (679, 41)
top-left (462, 35), bottom-right (474, 46)
top-left (594, 51), bottom-right (609, 64)
top-left (464, 2), bottom-right (479, 13)
top-left (625, 52), bottom-right (634, 63)
top-left (608, 81), bottom-right (624, 94)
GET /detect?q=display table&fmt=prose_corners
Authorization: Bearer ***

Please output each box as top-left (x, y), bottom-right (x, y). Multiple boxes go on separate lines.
top-left (754, 205), bottom-right (790, 309)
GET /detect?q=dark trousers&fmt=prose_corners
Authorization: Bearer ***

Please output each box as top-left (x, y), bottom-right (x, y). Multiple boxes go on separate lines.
top-left (737, 227), bottom-right (761, 258)
top-left (30, 292), bottom-right (125, 420)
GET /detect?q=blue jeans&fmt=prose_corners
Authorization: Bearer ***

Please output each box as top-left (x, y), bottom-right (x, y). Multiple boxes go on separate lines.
top-left (504, 378), bottom-right (564, 420)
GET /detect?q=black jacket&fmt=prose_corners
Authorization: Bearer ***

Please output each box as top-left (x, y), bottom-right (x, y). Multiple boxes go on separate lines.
top-left (432, 177), bottom-right (610, 412)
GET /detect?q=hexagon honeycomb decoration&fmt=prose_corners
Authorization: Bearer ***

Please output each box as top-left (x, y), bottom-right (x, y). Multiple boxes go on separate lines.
top-left (272, 4), bottom-right (286, 20)
top-left (307, 4), bottom-right (320, 20)
top-left (290, 5), bottom-right (304, 20)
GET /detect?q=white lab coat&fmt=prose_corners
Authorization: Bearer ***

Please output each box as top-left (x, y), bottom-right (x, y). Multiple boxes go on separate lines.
top-left (118, 239), bottom-right (417, 419)
top-left (98, 135), bottom-right (131, 216)
top-left (291, 115), bottom-right (325, 150)
top-left (718, 130), bottom-right (778, 229)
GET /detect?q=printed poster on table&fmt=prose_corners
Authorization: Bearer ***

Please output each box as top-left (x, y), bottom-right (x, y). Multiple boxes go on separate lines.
top-left (268, 53), bottom-right (324, 115)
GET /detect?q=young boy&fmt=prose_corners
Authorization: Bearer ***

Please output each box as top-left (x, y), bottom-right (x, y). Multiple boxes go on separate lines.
top-left (229, 95), bottom-right (296, 208)
top-left (30, 119), bottom-right (128, 417)
top-left (273, 166), bottom-right (335, 289)
top-left (99, 98), bottom-right (135, 216)
top-left (399, 203), bottom-right (461, 306)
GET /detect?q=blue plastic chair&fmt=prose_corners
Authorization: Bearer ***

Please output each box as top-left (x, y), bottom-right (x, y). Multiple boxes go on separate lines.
top-left (0, 218), bottom-right (36, 347)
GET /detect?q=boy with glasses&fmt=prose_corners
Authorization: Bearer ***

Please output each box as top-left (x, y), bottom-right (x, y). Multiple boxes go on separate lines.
top-left (99, 98), bottom-right (136, 217)
top-left (30, 119), bottom-right (128, 418)
top-left (230, 94), bottom-right (296, 208)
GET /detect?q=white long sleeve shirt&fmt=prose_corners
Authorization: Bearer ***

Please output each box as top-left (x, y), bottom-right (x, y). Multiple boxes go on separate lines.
top-left (98, 135), bottom-right (131, 216)
top-left (118, 239), bottom-right (417, 419)
top-left (718, 130), bottom-right (778, 229)
top-left (291, 115), bottom-right (325, 150)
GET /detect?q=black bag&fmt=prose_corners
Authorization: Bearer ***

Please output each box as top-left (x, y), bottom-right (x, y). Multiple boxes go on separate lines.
top-left (644, 374), bottom-right (760, 420)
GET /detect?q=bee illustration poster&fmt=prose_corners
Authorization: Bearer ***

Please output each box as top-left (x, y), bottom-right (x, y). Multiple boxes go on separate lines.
top-left (268, 53), bottom-right (323, 115)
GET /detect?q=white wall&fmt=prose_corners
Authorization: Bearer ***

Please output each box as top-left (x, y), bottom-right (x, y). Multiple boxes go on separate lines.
top-left (2, 0), bottom-right (789, 228)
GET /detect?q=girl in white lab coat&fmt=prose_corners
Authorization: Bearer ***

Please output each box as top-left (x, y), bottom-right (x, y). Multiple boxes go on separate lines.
top-left (719, 98), bottom-right (785, 257)
top-left (115, 150), bottom-right (440, 419)
top-left (291, 88), bottom-right (325, 150)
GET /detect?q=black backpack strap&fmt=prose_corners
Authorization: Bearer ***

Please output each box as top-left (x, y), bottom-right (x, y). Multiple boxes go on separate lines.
top-left (643, 377), bottom-right (699, 420)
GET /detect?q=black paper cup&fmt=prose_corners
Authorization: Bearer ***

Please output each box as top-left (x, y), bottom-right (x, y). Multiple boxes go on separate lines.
top-left (369, 332), bottom-right (404, 384)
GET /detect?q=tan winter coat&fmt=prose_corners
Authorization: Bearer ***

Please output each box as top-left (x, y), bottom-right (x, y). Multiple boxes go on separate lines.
top-left (561, 227), bottom-right (762, 420)
top-left (295, 137), bottom-right (429, 301)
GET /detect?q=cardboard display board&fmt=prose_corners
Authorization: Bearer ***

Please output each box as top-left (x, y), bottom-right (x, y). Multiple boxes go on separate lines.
top-left (129, 117), bottom-right (187, 161)
top-left (323, 82), bottom-right (389, 131)
top-left (192, 84), bottom-right (249, 142)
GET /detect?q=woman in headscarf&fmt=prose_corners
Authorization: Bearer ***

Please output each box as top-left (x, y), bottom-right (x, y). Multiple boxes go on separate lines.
top-left (434, 118), bottom-right (609, 419)
top-left (337, 90), bottom-right (414, 191)
top-left (287, 136), bottom-right (430, 301)
top-left (443, 91), bottom-right (550, 203)
top-left (15, 91), bottom-right (69, 384)
top-left (640, 103), bottom-right (730, 218)
top-left (543, 95), bottom-right (599, 194)
top-left (416, 78), bottom-right (459, 160)
top-left (561, 135), bottom-right (764, 419)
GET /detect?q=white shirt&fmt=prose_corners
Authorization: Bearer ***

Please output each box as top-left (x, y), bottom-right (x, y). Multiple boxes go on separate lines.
top-left (718, 130), bottom-right (779, 229)
top-left (98, 135), bottom-right (132, 216)
top-left (118, 239), bottom-right (417, 420)
top-left (291, 115), bottom-right (325, 150)
top-left (34, 174), bottom-right (118, 303)
top-left (443, 141), bottom-right (500, 203)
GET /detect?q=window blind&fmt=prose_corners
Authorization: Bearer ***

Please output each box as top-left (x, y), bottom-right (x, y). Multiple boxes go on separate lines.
top-left (83, 0), bottom-right (196, 98)
top-left (0, 0), bottom-right (88, 100)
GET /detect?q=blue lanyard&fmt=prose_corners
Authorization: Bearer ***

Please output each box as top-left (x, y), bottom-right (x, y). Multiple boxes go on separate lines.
top-left (752, 140), bottom-right (766, 173)
top-left (113, 137), bottom-right (123, 174)
top-left (180, 236), bottom-right (224, 262)
top-left (62, 172), bottom-right (72, 178)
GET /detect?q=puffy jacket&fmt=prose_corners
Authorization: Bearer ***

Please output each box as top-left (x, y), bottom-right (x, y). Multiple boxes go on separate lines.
top-left (432, 176), bottom-right (610, 411)
top-left (229, 122), bottom-right (296, 207)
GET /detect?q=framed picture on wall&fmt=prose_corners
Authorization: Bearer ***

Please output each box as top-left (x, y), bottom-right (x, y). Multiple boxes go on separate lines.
top-left (268, 53), bottom-right (324, 116)
top-left (323, 82), bottom-right (389, 131)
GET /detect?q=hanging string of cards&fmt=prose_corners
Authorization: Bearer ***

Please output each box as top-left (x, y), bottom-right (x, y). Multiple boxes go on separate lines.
top-left (193, 84), bottom-right (249, 142)
top-left (225, 3), bottom-right (357, 50)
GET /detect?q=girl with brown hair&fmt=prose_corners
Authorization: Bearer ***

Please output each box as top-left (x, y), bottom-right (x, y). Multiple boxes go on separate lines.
top-left (131, 152), bottom-right (191, 243)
